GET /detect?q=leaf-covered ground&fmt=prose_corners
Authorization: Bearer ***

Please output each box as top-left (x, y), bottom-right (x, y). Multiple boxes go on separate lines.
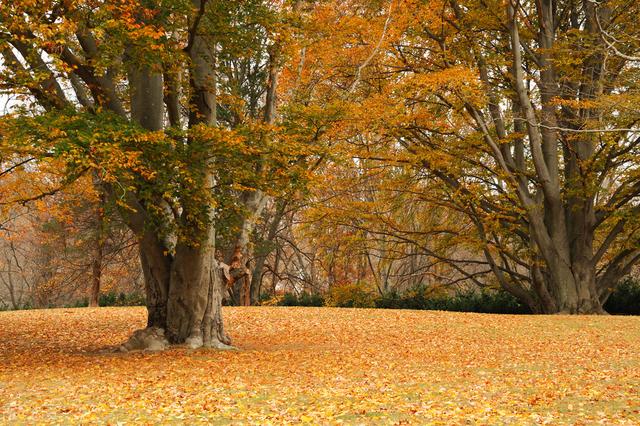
top-left (1, 307), bottom-right (639, 424)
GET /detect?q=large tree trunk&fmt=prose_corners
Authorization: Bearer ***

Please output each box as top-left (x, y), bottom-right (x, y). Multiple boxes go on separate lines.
top-left (133, 227), bottom-right (231, 349)
top-left (138, 232), bottom-right (171, 329)
top-left (499, 3), bottom-right (608, 316)
top-left (159, 0), bottom-right (229, 348)
top-left (166, 228), bottom-right (230, 348)
top-left (514, 231), bottom-right (606, 315)
top-left (536, 265), bottom-right (605, 314)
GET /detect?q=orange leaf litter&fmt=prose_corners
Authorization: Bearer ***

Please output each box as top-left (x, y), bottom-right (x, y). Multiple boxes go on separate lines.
top-left (1, 307), bottom-right (639, 424)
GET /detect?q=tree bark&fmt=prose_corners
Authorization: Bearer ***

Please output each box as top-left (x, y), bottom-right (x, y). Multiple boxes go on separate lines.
top-left (166, 234), bottom-right (230, 347)
top-left (89, 180), bottom-right (106, 308)
top-left (159, 0), bottom-right (230, 348)
top-left (138, 233), bottom-right (171, 328)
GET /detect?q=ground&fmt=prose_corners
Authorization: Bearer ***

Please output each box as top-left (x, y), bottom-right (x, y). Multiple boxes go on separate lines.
top-left (0, 307), bottom-right (639, 425)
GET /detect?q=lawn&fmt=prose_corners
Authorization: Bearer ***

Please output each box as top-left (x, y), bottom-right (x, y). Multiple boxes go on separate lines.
top-left (1, 307), bottom-right (639, 424)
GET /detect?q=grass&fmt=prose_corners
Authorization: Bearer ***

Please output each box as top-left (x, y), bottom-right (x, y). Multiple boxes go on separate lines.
top-left (1, 307), bottom-right (639, 424)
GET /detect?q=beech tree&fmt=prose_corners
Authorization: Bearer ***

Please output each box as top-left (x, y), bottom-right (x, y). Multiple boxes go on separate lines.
top-left (0, 0), bottom-right (306, 347)
top-left (302, 0), bottom-right (640, 313)
top-left (419, 0), bottom-right (640, 313)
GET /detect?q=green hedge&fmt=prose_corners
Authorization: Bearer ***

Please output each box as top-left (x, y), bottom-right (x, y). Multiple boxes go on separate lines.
top-left (271, 286), bottom-right (530, 313)
top-left (71, 291), bottom-right (146, 308)
top-left (4, 277), bottom-right (639, 313)
top-left (604, 277), bottom-right (640, 315)
top-left (373, 289), bottom-right (531, 314)
top-left (276, 292), bottom-right (325, 307)
top-left (272, 278), bottom-right (640, 315)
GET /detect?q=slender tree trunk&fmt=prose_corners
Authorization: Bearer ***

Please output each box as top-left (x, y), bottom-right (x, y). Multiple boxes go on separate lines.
top-left (227, 190), bottom-right (268, 306)
top-left (249, 199), bottom-right (286, 305)
top-left (89, 185), bottom-right (106, 308)
top-left (89, 242), bottom-right (102, 307)
top-left (250, 256), bottom-right (266, 305)
top-left (3, 254), bottom-right (20, 310)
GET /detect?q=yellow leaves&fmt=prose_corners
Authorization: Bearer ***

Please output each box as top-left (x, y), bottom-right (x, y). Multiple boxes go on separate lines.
top-left (551, 97), bottom-right (600, 110)
top-left (1, 307), bottom-right (639, 424)
top-left (405, 66), bottom-right (479, 93)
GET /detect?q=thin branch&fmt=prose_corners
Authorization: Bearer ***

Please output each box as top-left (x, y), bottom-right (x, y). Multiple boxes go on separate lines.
top-left (348, 1), bottom-right (393, 93)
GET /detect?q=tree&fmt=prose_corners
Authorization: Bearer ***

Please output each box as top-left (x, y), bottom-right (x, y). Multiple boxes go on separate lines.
top-left (0, 0), bottom-right (306, 346)
top-left (297, 159), bottom-right (481, 295)
top-left (0, 173), bottom-right (141, 310)
top-left (297, 0), bottom-right (640, 313)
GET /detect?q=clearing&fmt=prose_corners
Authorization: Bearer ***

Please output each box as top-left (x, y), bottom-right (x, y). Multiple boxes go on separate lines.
top-left (1, 307), bottom-right (639, 424)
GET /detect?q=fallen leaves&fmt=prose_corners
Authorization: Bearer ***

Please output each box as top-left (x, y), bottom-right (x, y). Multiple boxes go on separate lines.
top-left (0, 307), bottom-right (639, 424)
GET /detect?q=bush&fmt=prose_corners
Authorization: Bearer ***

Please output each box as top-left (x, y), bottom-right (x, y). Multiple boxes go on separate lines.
top-left (375, 287), bottom-right (530, 314)
top-left (267, 286), bottom-right (530, 313)
top-left (273, 292), bottom-right (324, 307)
top-left (108, 292), bottom-right (145, 307)
top-left (605, 277), bottom-right (640, 315)
top-left (374, 286), bottom-right (442, 310)
top-left (70, 299), bottom-right (89, 308)
top-left (60, 277), bottom-right (637, 313)
top-left (327, 283), bottom-right (375, 308)
top-left (298, 292), bottom-right (325, 307)
top-left (374, 289), bottom-right (428, 310)
top-left (442, 290), bottom-right (531, 314)
top-left (258, 294), bottom-right (281, 306)
top-left (67, 292), bottom-right (145, 308)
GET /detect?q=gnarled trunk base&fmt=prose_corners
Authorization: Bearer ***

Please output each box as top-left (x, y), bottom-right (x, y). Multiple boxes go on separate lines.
top-left (121, 237), bottom-right (233, 352)
top-left (527, 266), bottom-right (608, 315)
top-left (119, 327), bottom-right (169, 352)
top-left (548, 299), bottom-right (608, 315)
top-left (166, 245), bottom-right (232, 349)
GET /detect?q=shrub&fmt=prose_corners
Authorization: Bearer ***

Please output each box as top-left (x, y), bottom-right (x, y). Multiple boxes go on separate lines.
top-left (605, 277), bottom-right (640, 315)
top-left (94, 292), bottom-right (146, 307)
top-left (327, 283), bottom-right (375, 308)
top-left (297, 292), bottom-right (325, 307)
top-left (71, 299), bottom-right (89, 308)
top-left (271, 292), bottom-right (324, 307)
top-left (374, 291), bottom-right (405, 309)
top-left (375, 286), bottom-right (530, 314)
top-left (443, 290), bottom-right (531, 314)
top-left (279, 293), bottom-right (300, 306)
top-left (64, 292), bottom-right (144, 308)
top-left (374, 287), bottom-right (430, 310)
top-left (58, 278), bottom-right (637, 313)
top-left (259, 295), bottom-right (283, 306)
